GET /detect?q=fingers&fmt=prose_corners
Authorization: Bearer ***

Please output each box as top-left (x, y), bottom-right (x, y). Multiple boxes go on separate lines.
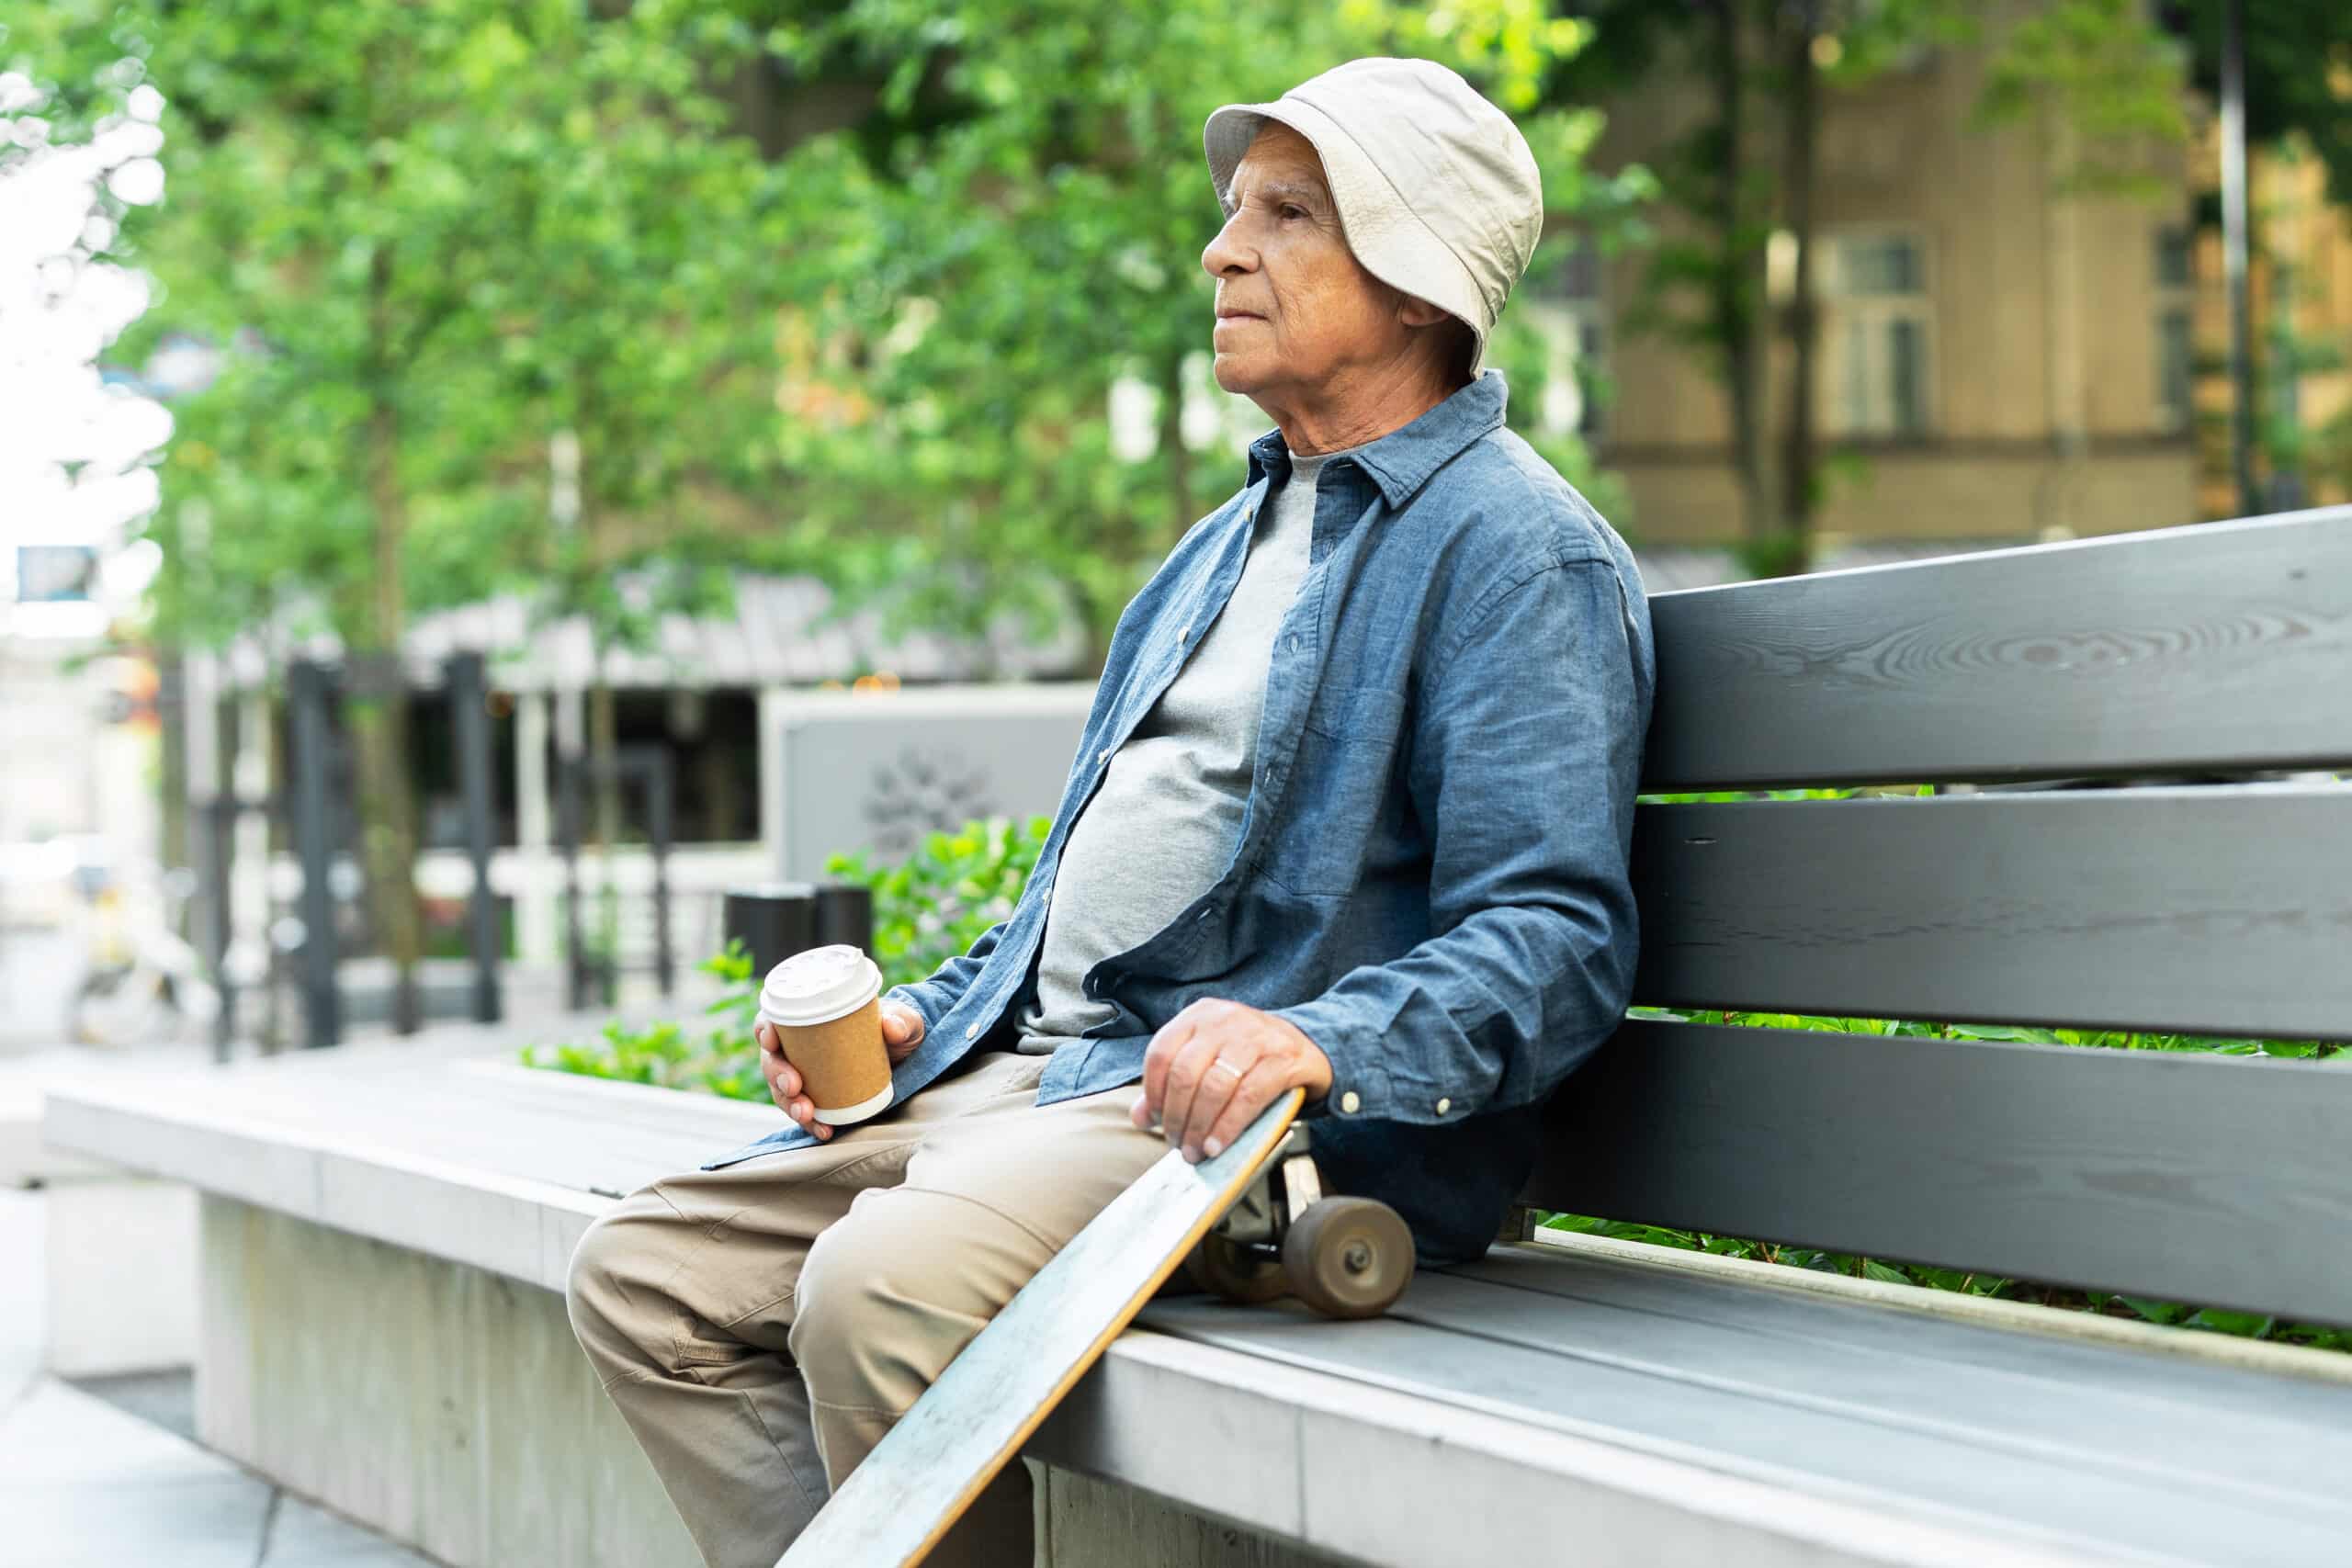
top-left (1162, 1029), bottom-right (1247, 1162)
top-left (760, 1032), bottom-right (831, 1141)
top-left (880, 1001), bottom-right (924, 1045)
top-left (1139, 1006), bottom-right (1199, 1116)
top-left (1199, 1056), bottom-right (1291, 1160)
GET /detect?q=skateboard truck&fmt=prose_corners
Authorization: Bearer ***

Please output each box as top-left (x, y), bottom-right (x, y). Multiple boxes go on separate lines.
top-left (1182, 1125), bottom-right (1416, 1318)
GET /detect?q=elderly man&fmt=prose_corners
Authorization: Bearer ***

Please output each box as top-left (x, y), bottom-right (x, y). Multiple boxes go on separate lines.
top-left (568, 56), bottom-right (1653, 1568)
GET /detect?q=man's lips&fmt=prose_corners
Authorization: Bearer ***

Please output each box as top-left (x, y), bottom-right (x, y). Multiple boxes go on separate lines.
top-left (1216, 308), bottom-right (1265, 321)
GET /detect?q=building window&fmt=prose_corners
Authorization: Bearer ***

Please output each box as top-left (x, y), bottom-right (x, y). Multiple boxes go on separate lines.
top-left (2154, 223), bottom-right (2194, 432)
top-left (1526, 244), bottom-right (1607, 442)
top-left (1819, 230), bottom-right (1933, 439)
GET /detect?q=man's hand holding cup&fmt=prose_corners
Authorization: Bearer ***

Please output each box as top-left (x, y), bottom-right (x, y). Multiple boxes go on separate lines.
top-left (752, 946), bottom-right (920, 1142)
top-left (756, 1002), bottom-right (922, 1142)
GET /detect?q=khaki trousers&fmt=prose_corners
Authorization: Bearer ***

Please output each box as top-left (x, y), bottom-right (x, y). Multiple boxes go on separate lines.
top-left (565, 1050), bottom-right (1171, 1568)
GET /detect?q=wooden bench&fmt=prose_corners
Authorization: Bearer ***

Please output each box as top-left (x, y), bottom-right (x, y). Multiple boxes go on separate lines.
top-left (45, 509), bottom-right (2352, 1567)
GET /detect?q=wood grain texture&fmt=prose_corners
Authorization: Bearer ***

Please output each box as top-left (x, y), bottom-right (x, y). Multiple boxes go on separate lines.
top-left (1527, 1019), bottom-right (2352, 1323)
top-left (1036, 1329), bottom-right (2061, 1568)
top-left (1630, 785), bottom-right (2352, 1040)
top-left (778, 1091), bottom-right (1303, 1568)
top-left (1643, 508), bottom-right (2352, 789)
top-left (1137, 1257), bottom-right (2352, 1567)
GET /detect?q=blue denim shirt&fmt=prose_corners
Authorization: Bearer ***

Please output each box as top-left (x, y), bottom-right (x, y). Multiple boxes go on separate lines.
top-left (703, 371), bottom-right (1655, 1265)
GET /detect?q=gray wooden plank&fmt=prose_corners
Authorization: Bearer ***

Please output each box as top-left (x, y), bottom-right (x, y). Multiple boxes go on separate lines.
top-left (1527, 1019), bottom-right (2352, 1323)
top-left (1631, 784), bottom-right (2352, 1040)
top-left (1037, 1334), bottom-right (2060, 1568)
top-left (1643, 508), bottom-right (2352, 790)
top-left (1382, 1270), bottom-right (2352, 1502)
top-left (1442, 1246), bottom-right (2352, 1416)
top-left (1136, 1299), bottom-right (2334, 1568)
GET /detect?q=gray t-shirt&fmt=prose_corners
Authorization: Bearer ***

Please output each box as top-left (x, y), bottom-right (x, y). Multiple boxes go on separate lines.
top-left (1016, 447), bottom-right (1351, 1052)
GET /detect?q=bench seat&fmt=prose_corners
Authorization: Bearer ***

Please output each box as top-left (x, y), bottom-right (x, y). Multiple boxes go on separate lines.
top-left (45, 1043), bottom-right (2352, 1568)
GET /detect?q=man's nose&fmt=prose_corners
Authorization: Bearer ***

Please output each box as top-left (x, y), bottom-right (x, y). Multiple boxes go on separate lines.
top-left (1201, 214), bottom-right (1254, 279)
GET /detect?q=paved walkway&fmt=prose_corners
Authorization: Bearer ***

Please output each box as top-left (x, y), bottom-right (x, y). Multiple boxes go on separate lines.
top-left (0, 1187), bottom-right (441, 1566)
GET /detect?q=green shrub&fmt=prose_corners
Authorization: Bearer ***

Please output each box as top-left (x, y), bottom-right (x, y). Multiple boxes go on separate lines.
top-left (519, 942), bottom-right (770, 1102)
top-left (823, 814), bottom-right (1053, 991)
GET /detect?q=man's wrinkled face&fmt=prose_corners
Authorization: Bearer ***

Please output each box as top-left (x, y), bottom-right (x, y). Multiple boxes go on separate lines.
top-left (1201, 122), bottom-right (1415, 401)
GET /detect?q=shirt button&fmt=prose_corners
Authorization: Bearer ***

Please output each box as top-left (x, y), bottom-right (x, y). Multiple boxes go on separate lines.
top-left (1177, 623), bottom-right (1192, 643)
top-left (1097, 747), bottom-right (1112, 764)
top-left (1340, 1090), bottom-right (1361, 1114)
top-left (1435, 1098), bottom-right (1451, 1115)
top-left (965, 1023), bottom-right (978, 1040)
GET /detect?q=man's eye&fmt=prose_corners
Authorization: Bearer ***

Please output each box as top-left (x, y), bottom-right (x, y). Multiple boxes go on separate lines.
top-left (1280, 204), bottom-right (1306, 220)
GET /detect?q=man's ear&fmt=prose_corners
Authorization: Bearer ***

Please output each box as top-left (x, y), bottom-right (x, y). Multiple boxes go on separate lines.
top-left (1396, 294), bottom-right (1451, 328)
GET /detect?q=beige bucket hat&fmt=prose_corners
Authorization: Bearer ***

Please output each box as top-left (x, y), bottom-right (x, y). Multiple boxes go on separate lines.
top-left (1204, 58), bottom-right (1545, 375)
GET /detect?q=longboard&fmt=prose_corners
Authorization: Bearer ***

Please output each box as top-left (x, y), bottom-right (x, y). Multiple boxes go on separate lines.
top-left (775, 1088), bottom-right (1306, 1567)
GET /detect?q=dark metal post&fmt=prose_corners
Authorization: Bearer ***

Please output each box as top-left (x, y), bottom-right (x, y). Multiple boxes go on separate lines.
top-left (202, 797), bottom-right (236, 1060)
top-left (723, 884), bottom-right (818, 980)
top-left (2220, 0), bottom-right (2256, 516)
top-left (557, 756), bottom-right (589, 1010)
top-left (287, 660), bottom-right (341, 1048)
top-left (447, 653), bottom-right (503, 1024)
top-left (643, 748), bottom-right (676, 997)
top-left (815, 884), bottom-right (875, 953)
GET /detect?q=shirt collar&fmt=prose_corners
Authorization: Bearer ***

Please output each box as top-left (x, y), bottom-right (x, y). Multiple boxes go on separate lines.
top-left (1244, 369), bottom-right (1510, 508)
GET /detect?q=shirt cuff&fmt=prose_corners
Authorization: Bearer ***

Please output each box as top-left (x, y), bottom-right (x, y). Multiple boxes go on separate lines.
top-left (882, 984), bottom-right (935, 1036)
top-left (1269, 998), bottom-right (1399, 1122)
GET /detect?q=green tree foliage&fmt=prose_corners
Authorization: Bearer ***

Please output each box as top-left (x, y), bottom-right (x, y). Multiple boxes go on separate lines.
top-left (19, 0), bottom-right (790, 1025)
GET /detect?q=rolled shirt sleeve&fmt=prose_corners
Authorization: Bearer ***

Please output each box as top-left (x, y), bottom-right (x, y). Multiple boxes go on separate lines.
top-left (882, 916), bottom-right (1014, 1037)
top-left (1270, 556), bottom-right (1647, 1124)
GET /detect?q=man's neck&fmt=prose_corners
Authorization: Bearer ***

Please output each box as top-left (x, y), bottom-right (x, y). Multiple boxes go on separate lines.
top-left (1263, 365), bottom-right (1464, 457)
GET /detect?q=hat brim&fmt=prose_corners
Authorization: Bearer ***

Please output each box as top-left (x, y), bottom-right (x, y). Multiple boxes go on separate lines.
top-left (1204, 98), bottom-right (1492, 375)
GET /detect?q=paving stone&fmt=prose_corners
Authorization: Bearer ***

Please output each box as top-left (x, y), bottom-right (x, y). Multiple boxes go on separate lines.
top-left (0, 1379), bottom-right (270, 1568)
top-left (0, 1338), bottom-right (437, 1565)
top-left (0, 1190), bottom-right (42, 1408)
top-left (265, 1492), bottom-right (445, 1567)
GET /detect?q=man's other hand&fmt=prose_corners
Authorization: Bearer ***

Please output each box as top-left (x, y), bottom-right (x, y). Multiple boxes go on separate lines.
top-left (755, 999), bottom-right (924, 1141)
top-left (1130, 998), bottom-right (1332, 1163)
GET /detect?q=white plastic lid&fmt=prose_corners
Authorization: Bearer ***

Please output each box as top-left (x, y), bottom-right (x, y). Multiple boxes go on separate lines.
top-left (759, 944), bottom-right (883, 1027)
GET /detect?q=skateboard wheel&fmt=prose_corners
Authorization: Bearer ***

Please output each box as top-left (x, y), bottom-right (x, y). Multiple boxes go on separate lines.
top-left (1183, 1234), bottom-right (1290, 1304)
top-left (1282, 1198), bottom-right (1415, 1319)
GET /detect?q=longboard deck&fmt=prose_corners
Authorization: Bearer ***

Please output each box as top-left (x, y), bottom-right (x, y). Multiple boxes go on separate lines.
top-left (776, 1088), bottom-right (1306, 1567)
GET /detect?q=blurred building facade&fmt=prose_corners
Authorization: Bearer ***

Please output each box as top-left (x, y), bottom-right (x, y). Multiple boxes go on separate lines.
top-left (1550, 22), bottom-right (2204, 551)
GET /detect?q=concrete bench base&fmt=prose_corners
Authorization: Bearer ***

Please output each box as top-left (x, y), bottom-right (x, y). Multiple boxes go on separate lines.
top-left (199, 1194), bottom-right (703, 1568)
top-left (197, 1194), bottom-right (1332, 1568)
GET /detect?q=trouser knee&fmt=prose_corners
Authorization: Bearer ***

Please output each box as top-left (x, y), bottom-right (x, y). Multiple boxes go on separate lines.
top-left (789, 1188), bottom-right (1046, 1415)
top-left (566, 1196), bottom-right (684, 1377)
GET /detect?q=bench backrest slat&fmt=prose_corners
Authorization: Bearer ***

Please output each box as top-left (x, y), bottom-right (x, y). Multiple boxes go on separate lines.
top-left (1535, 511), bottom-right (2352, 1320)
top-left (1528, 1020), bottom-right (2352, 1325)
top-left (1643, 510), bottom-right (2352, 791)
top-left (1631, 787), bottom-right (2352, 1041)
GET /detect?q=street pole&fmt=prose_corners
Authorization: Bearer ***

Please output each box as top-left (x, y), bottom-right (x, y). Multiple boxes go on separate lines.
top-left (2219, 0), bottom-right (2257, 517)
top-left (288, 659), bottom-right (342, 1048)
top-left (447, 652), bottom-right (503, 1023)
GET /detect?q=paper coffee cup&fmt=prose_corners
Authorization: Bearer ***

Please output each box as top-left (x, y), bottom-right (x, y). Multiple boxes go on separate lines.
top-left (759, 944), bottom-right (894, 1125)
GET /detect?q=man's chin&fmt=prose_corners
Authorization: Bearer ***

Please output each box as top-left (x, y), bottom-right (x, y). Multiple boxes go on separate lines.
top-left (1208, 352), bottom-right (1266, 397)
